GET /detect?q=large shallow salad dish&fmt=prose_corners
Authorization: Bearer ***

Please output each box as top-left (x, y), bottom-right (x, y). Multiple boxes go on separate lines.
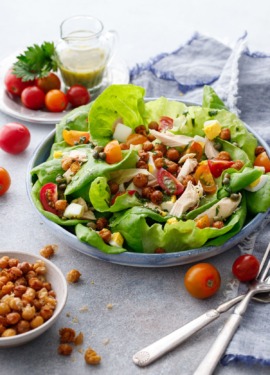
top-left (27, 84), bottom-right (270, 267)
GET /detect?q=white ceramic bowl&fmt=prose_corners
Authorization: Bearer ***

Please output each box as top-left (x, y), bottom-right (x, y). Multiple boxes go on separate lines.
top-left (0, 250), bottom-right (67, 348)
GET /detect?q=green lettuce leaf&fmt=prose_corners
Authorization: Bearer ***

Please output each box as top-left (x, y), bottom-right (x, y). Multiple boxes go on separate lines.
top-left (145, 97), bottom-right (188, 123)
top-left (246, 174), bottom-right (270, 214)
top-left (202, 85), bottom-right (228, 110)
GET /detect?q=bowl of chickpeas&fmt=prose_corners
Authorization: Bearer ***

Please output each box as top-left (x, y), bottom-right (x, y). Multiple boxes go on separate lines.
top-left (0, 250), bottom-right (67, 347)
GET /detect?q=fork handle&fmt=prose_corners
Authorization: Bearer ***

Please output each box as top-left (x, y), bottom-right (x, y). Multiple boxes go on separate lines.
top-left (193, 313), bottom-right (242, 375)
top-left (133, 309), bottom-right (220, 367)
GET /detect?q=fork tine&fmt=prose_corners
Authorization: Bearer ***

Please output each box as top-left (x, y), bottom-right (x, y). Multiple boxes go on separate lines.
top-left (258, 242), bottom-right (270, 281)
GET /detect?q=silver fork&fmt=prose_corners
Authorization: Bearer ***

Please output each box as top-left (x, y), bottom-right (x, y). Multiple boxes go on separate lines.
top-left (133, 243), bottom-right (270, 368)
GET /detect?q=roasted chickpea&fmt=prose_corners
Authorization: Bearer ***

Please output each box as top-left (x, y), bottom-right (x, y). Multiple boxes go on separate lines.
top-left (154, 157), bottom-right (165, 169)
top-left (142, 141), bottom-right (154, 152)
top-left (1, 328), bottom-right (16, 337)
top-left (8, 258), bottom-right (19, 268)
top-left (17, 320), bottom-right (30, 334)
top-left (141, 186), bottom-right (155, 199)
top-left (58, 343), bottom-right (73, 356)
top-left (40, 305), bottom-right (54, 321)
top-left (99, 228), bottom-right (112, 244)
top-left (28, 277), bottom-right (43, 291)
top-left (17, 262), bottom-right (32, 274)
top-left (22, 305), bottom-right (36, 321)
top-left (108, 181), bottom-right (119, 195)
top-left (182, 175), bottom-right (196, 187)
top-left (133, 173), bottom-right (148, 188)
top-left (255, 146), bottom-right (265, 156)
top-left (59, 327), bottom-right (76, 343)
top-left (55, 200), bottom-right (68, 212)
top-left (9, 297), bottom-right (23, 311)
top-left (6, 312), bottom-right (21, 325)
top-left (0, 256), bottom-right (9, 269)
top-left (14, 277), bottom-right (27, 287)
top-left (61, 157), bottom-right (73, 171)
top-left (219, 128), bottom-right (231, 140)
top-left (216, 151), bottom-right (231, 161)
top-left (231, 160), bottom-right (244, 170)
top-left (119, 143), bottom-right (129, 150)
top-left (152, 150), bottom-right (163, 160)
top-left (136, 160), bottom-right (148, 169)
top-left (70, 161), bottom-right (81, 174)
top-left (84, 347), bottom-right (102, 365)
top-left (148, 121), bottom-right (159, 130)
top-left (30, 315), bottom-right (44, 329)
top-left (74, 332), bottom-right (84, 346)
top-left (39, 245), bottom-right (57, 259)
top-left (135, 125), bottom-right (147, 136)
top-left (96, 217), bottom-right (108, 231)
top-left (66, 269), bottom-right (81, 283)
top-left (0, 302), bottom-right (11, 315)
top-left (150, 190), bottom-right (163, 205)
top-left (212, 221), bottom-right (225, 229)
top-left (154, 143), bottom-right (167, 155)
top-left (165, 160), bottom-right (179, 174)
top-left (166, 148), bottom-right (180, 162)
top-left (138, 150), bottom-right (150, 162)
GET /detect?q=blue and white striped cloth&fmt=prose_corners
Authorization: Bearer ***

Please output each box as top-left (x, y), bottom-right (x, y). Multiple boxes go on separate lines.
top-left (130, 32), bottom-right (270, 367)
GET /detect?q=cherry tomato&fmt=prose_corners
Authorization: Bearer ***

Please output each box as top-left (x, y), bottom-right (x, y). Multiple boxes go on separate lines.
top-left (35, 72), bottom-right (61, 93)
top-left (157, 168), bottom-right (184, 195)
top-left (21, 86), bottom-right (45, 110)
top-left (0, 167), bottom-right (11, 196)
top-left (66, 85), bottom-right (90, 108)
top-left (126, 133), bottom-right (148, 146)
top-left (159, 116), bottom-right (174, 131)
top-left (254, 151), bottom-right (270, 173)
top-left (185, 141), bottom-right (204, 161)
top-left (195, 214), bottom-right (211, 229)
top-left (62, 129), bottom-right (90, 146)
top-left (0, 122), bottom-right (31, 154)
top-left (45, 90), bottom-right (68, 112)
top-left (208, 160), bottom-right (234, 178)
top-left (40, 183), bottom-right (58, 215)
top-left (232, 254), bottom-right (260, 282)
top-left (194, 163), bottom-right (217, 194)
top-left (104, 140), bottom-right (122, 164)
top-left (4, 68), bottom-right (33, 96)
top-left (184, 263), bottom-right (221, 299)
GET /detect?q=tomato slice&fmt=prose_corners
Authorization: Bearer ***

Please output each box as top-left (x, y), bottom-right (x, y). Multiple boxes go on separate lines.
top-left (159, 116), bottom-right (174, 131)
top-left (157, 168), bottom-right (184, 195)
top-left (62, 129), bottom-right (90, 146)
top-left (194, 163), bottom-right (217, 194)
top-left (126, 133), bottom-right (148, 146)
top-left (208, 160), bottom-right (234, 178)
top-left (185, 141), bottom-right (203, 161)
top-left (254, 151), bottom-right (270, 172)
top-left (40, 183), bottom-right (59, 215)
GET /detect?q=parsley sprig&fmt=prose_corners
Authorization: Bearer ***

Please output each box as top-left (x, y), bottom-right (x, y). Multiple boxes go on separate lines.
top-left (13, 41), bottom-right (58, 81)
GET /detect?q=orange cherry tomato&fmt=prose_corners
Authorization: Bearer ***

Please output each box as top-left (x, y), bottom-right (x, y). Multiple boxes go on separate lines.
top-left (184, 263), bottom-right (221, 299)
top-left (195, 214), bottom-right (211, 229)
top-left (0, 167), bottom-right (11, 196)
top-left (126, 133), bottom-right (148, 146)
top-left (185, 141), bottom-right (203, 161)
top-left (45, 90), bottom-right (68, 112)
top-left (62, 129), bottom-right (90, 146)
top-left (194, 163), bottom-right (217, 194)
top-left (254, 151), bottom-right (270, 173)
top-left (104, 140), bottom-right (122, 164)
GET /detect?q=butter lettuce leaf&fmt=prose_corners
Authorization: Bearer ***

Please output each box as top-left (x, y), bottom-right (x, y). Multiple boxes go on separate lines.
top-left (246, 174), bottom-right (270, 214)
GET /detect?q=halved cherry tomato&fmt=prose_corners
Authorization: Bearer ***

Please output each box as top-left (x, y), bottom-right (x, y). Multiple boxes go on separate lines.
top-left (195, 214), bottom-right (211, 229)
top-left (254, 151), bottom-right (270, 173)
top-left (232, 254), bottom-right (260, 282)
top-left (104, 140), bottom-right (122, 164)
top-left (159, 116), bottom-right (174, 131)
top-left (0, 167), bottom-right (11, 196)
top-left (194, 163), bottom-right (217, 194)
top-left (62, 129), bottom-right (90, 146)
top-left (157, 168), bottom-right (184, 195)
top-left (184, 263), bottom-right (221, 299)
top-left (185, 141), bottom-right (203, 161)
top-left (208, 160), bottom-right (234, 178)
top-left (40, 183), bottom-right (58, 215)
top-left (126, 133), bottom-right (148, 146)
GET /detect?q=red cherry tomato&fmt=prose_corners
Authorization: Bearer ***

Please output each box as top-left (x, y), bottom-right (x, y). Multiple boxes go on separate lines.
top-left (66, 85), bottom-right (91, 108)
top-left (208, 160), bottom-right (234, 178)
top-left (45, 90), bottom-right (68, 112)
top-left (232, 254), bottom-right (260, 282)
top-left (21, 86), bottom-right (45, 110)
top-left (157, 168), bottom-right (184, 195)
top-left (0, 167), bottom-right (11, 196)
top-left (254, 151), bottom-right (270, 173)
top-left (4, 68), bottom-right (33, 96)
top-left (35, 72), bottom-right (61, 93)
top-left (184, 263), bottom-right (221, 299)
top-left (0, 123), bottom-right (31, 154)
top-left (40, 183), bottom-right (59, 215)
top-left (159, 116), bottom-right (174, 131)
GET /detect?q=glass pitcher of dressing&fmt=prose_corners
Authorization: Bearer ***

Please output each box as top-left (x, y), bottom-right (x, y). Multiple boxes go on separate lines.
top-left (55, 16), bottom-right (117, 91)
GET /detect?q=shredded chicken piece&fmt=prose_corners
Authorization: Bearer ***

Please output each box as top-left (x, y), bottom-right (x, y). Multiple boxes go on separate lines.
top-left (170, 181), bottom-right (203, 217)
top-left (149, 129), bottom-right (193, 147)
top-left (177, 158), bottom-right (198, 181)
top-left (204, 138), bottom-right (219, 159)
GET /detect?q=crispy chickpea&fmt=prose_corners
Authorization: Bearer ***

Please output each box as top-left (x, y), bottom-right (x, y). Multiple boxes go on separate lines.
top-left (150, 190), bottom-right (163, 205)
top-left (108, 181), bottom-right (119, 195)
top-left (39, 245), bottom-right (57, 259)
top-left (6, 312), bottom-right (21, 325)
top-left (135, 125), bottom-right (147, 136)
top-left (182, 175), bottom-right (196, 187)
top-left (99, 228), bottom-right (112, 244)
top-left (166, 148), bottom-right (180, 162)
top-left (55, 200), bottom-right (68, 212)
top-left (9, 267), bottom-right (23, 279)
top-left (138, 150), bottom-right (150, 162)
top-left (119, 143), bottom-right (129, 150)
top-left (141, 186), bottom-right (155, 199)
top-left (32, 299), bottom-right (43, 311)
top-left (220, 128), bottom-right (231, 140)
top-left (154, 143), bottom-right (167, 155)
top-left (9, 297), bottom-right (23, 311)
top-left (84, 347), bottom-right (102, 365)
top-left (216, 151), bottom-right (231, 161)
top-left (255, 145), bottom-right (265, 156)
top-left (142, 141), bottom-right (154, 152)
top-left (66, 269), bottom-right (81, 283)
top-left (58, 343), bottom-right (73, 356)
top-left (95, 217), bottom-right (108, 231)
top-left (2, 282), bottom-right (14, 295)
top-left (2, 328), bottom-right (16, 337)
top-left (25, 270), bottom-right (36, 281)
top-left (43, 282), bottom-right (52, 291)
top-left (28, 277), bottom-right (43, 291)
top-left (61, 157), bottom-right (73, 171)
top-left (17, 262), bottom-right (32, 274)
top-left (231, 160), bottom-right (244, 170)
top-left (74, 332), bottom-right (84, 346)
top-left (22, 305), bottom-right (36, 321)
top-left (22, 287), bottom-right (36, 303)
top-left (154, 157), bottom-right (165, 169)
top-left (59, 327), bottom-right (76, 343)
top-left (136, 160), bottom-right (148, 169)
top-left (0, 302), bottom-right (11, 315)
top-left (8, 258), bottom-right (19, 268)
top-left (147, 133), bottom-right (156, 142)
top-left (44, 296), bottom-right (57, 309)
top-left (0, 275), bottom-right (8, 285)
top-left (148, 121), bottom-right (159, 130)
top-left (0, 256), bottom-right (9, 269)
top-left (133, 173), bottom-right (148, 188)
top-left (14, 285), bottom-right (27, 298)
top-left (17, 320), bottom-right (30, 334)
top-left (40, 305), bottom-right (54, 321)
top-left (70, 161), bottom-right (81, 174)
top-left (30, 316), bottom-right (44, 329)
top-left (165, 160), bottom-right (179, 174)
top-left (14, 277), bottom-right (27, 287)
top-left (152, 150), bottom-right (163, 160)
top-left (0, 324), bottom-right (6, 335)
top-left (212, 221), bottom-right (225, 229)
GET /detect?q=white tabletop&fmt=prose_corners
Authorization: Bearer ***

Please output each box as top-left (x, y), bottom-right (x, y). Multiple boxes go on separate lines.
top-left (1, 1), bottom-right (270, 374)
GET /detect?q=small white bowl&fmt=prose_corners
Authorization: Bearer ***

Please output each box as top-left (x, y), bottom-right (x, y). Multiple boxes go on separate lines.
top-left (0, 250), bottom-right (67, 348)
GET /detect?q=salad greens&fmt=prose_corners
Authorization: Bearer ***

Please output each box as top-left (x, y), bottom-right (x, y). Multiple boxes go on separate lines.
top-left (30, 84), bottom-right (270, 255)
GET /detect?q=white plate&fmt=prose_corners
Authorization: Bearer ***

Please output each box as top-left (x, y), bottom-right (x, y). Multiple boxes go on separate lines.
top-left (0, 51), bottom-right (130, 124)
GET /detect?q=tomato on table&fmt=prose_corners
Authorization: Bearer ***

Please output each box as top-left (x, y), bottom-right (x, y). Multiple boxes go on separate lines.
top-left (0, 122), bottom-right (31, 154)
top-left (184, 263), bottom-right (221, 299)
top-left (67, 85), bottom-right (90, 108)
top-left (194, 163), bottom-right (217, 194)
top-left (0, 167), bottom-right (11, 196)
top-left (45, 90), bottom-right (68, 112)
top-left (208, 160), bottom-right (234, 178)
top-left (62, 129), bottom-right (90, 146)
top-left (35, 72), bottom-right (61, 93)
top-left (232, 254), bottom-right (260, 282)
top-left (4, 68), bottom-right (33, 96)
top-left (104, 140), bottom-right (122, 164)
top-left (21, 86), bottom-right (45, 110)
top-left (254, 151), bottom-right (270, 173)
top-left (40, 183), bottom-right (59, 215)
top-left (157, 168), bottom-right (184, 195)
